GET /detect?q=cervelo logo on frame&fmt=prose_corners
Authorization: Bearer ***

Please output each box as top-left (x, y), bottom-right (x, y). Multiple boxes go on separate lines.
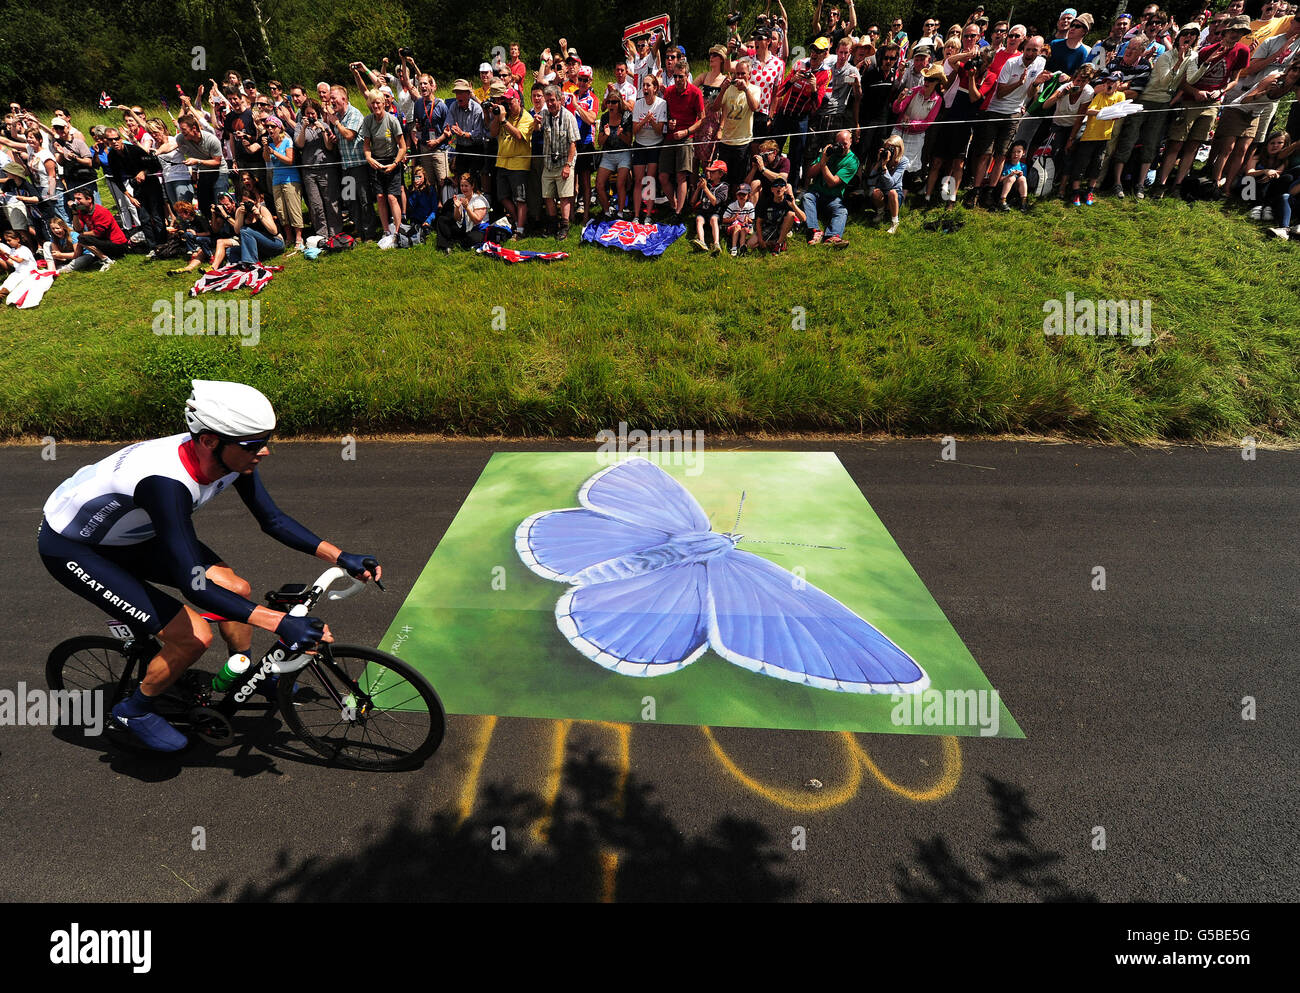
top-left (49, 924), bottom-right (151, 973)
top-left (595, 421), bottom-right (705, 476)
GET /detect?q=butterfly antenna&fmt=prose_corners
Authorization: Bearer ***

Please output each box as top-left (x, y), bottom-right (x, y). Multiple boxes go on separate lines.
top-left (740, 538), bottom-right (847, 550)
top-left (732, 491), bottom-right (746, 534)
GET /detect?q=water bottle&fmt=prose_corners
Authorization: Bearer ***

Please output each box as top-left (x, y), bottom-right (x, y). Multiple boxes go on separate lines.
top-left (212, 653), bottom-right (252, 692)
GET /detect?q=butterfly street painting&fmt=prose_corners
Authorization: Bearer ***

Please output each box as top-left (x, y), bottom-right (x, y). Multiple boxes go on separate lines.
top-left (381, 452), bottom-right (1023, 738)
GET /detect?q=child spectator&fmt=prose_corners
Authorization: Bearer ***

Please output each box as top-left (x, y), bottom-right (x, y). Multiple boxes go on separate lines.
top-left (722, 182), bottom-right (756, 256)
top-left (996, 141), bottom-right (1030, 210)
top-left (1065, 72), bottom-right (1125, 205)
top-left (689, 159), bottom-right (729, 253)
top-left (749, 175), bottom-right (804, 253)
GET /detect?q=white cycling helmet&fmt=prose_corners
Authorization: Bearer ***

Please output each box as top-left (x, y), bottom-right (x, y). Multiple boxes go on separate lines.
top-left (185, 380), bottom-right (277, 437)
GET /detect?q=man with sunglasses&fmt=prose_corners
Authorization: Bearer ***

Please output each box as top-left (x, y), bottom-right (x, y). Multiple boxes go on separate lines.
top-left (39, 380), bottom-right (382, 753)
top-left (814, 1), bottom-right (859, 51)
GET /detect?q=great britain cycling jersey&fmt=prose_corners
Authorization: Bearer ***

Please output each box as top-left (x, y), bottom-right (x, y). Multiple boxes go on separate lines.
top-left (39, 433), bottom-right (322, 632)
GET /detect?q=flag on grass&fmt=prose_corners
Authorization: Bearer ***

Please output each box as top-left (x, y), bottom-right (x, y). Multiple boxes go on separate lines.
top-left (476, 241), bottom-right (569, 263)
top-left (581, 219), bottom-right (685, 257)
top-left (190, 262), bottom-right (283, 296)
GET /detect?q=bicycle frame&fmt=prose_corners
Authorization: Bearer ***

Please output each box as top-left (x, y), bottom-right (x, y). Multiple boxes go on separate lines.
top-left (110, 566), bottom-right (369, 718)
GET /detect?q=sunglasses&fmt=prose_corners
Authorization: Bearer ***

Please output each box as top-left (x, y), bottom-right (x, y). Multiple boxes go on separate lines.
top-left (223, 435), bottom-right (272, 453)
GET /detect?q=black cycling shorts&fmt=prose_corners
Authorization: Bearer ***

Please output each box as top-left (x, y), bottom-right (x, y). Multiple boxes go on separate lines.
top-left (38, 520), bottom-right (224, 636)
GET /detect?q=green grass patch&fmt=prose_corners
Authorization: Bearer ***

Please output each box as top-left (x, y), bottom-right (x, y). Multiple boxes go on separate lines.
top-left (6, 101), bottom-right (1298, 442)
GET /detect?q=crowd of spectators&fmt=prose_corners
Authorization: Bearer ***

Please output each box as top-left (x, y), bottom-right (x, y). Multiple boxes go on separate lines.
top-left (4, 0), bottom-right (1300, 290)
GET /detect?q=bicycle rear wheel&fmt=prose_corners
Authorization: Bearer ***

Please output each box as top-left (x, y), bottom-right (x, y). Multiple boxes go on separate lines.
top-left (277, 644), bottom-right (445, 771)
top-left (46, 635), bottom-right (138, 700)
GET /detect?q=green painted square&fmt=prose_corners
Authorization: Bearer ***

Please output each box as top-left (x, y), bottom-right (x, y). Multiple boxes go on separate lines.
top-left (380, 452), bottom-right (1022, 738)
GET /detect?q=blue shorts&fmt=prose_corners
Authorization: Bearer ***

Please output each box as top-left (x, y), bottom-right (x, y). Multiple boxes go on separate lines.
top-left (599, 150), bottom-right (632, 172)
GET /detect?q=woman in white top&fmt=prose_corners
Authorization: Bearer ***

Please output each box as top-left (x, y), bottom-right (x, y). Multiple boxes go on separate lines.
top-left (630, 76), bottom-right (667, 220)
top-left (1041, 64), bottom-right (1096, 196)
top-left (146, 118), bottom-right (197, 215)
top-left (24, 124), bottom-right (67, 224)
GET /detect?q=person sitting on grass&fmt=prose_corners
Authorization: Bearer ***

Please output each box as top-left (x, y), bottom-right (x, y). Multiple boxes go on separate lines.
top-left (44, 216), bottom-right (91, 272)
top-left (406, 164), bottom-right (439, 237)
top-left (995, 141), bottom-right (1031, 210)
top-left (802, 129), bottom-right (859, 247)
top-left (230, 177), bottom-right (284, 262)
top-left (749, 174), bottom-right (804, 254)
top-left (436, 171), bottom-right (489, 253)
top-left (1064, 71), bottom-right (1125, 206)
top-left (722, 181), bottom-right (756, 257)
top-left (0, 227), bottom-right (37, 300)
top-left (68, 188), bottom-right (128, 270)
top-left (689, 159), bottom-right (729, 253)
top-left (866, 134), bottom-right (908, 234)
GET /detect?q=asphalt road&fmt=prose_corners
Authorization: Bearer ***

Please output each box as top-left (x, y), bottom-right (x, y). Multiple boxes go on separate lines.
top-left (1, 439), bottom-right (1294, 902)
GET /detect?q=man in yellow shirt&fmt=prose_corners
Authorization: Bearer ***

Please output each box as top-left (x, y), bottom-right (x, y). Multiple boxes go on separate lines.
top-left (488, 83), bottom-right (535, 238)
top-left (1064, 72), bottom-right (1126, 205)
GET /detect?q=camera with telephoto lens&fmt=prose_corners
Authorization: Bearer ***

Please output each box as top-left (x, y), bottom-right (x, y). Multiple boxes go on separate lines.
top-left (398, 47), bottom-right (413, 59)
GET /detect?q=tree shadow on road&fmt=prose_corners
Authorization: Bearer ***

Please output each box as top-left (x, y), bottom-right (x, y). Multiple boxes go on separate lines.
top-left (892, 775), bottom-right (1098, 902)
top-left (208, 747), bottom-right (799, 902)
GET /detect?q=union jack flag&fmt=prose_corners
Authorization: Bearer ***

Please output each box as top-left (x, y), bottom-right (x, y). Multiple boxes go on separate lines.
top-left (190, 262), bottom-right (283, 296)
top-left (98, 91), bottom-right (113, 109)
top-left (581, 219), bottom-right (685, 257)
top-left (476, 241), bottom-right (569, 263)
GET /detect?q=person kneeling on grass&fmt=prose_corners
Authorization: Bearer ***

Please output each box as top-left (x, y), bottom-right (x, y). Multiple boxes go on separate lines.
top-left (722, 182), bottom-right (756, 257)
top-left (68, 189), bottom-right (128, 270)
top-left (749, 175), bottom-right (804, 254)
top-left (996, 141), bottom-right (1031, 211)
top-left (866, 135), bottom-right (908, 235)
top-left (689, 159), bottom-right (729, 253)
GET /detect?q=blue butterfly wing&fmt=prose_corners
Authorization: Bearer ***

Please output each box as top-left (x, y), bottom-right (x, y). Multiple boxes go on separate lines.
top-left (516, 508), bottom-right (671, 582)
top-left (579, 458), bottom-right (711, 535)
top-left (556, 563), bottom-right (710, 676)
top-left (705, 550), bottom-right (929, 694)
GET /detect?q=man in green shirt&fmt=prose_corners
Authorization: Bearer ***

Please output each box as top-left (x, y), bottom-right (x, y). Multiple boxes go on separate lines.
top-left (801, 128), bottom-right (858, 246)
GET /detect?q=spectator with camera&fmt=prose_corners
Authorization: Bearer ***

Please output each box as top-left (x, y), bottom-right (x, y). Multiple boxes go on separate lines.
top-left (488, 82), bottom-right (534, 239)
top-left (293, 99), bottom-right (343, 240)
top-left (48, 117), bottom-right (96, 217)
top-left (866, 134), bottom-right (907, 233)
top-left (229, 176), bottom-right (284, 261)
top-left (802, 128), bottom-right (858, 245)
top-left (713, 58), bottom-right (761, 192)
top-left (689, 159), bottom-right (729, 253)
top-left (262, 114), bottom-right (305, 254)
top-left (749, 174), bottom-right (803, 253)
top-left (537, 84), bottom-right (580, 239)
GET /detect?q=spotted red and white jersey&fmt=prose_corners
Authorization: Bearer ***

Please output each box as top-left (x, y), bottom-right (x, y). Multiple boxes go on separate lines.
top-left (750, 53), bottom-right (787, 115)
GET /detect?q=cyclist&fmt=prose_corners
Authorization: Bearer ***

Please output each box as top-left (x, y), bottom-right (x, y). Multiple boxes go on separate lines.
top-left (38, 380), bottom-right (382, 752)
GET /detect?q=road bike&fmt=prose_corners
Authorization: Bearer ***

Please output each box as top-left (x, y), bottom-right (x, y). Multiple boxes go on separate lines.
top-left (46, 565), bottom-right (444, 771)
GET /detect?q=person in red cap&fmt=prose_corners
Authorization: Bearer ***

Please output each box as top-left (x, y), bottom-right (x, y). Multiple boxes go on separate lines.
top-left (689, 159), bottom-right (730, 252)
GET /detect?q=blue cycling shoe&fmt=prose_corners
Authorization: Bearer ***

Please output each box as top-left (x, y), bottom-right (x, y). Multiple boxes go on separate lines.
top-left (111, 703), bottom-right (189, 752)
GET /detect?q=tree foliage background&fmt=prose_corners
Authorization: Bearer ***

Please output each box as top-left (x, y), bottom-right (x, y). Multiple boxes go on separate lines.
top-left (3, 0), bottom-right (1135, 108)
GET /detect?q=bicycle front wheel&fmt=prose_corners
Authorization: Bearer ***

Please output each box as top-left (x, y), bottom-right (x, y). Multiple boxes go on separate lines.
top-left (277, 644), bottom-right (445, 771)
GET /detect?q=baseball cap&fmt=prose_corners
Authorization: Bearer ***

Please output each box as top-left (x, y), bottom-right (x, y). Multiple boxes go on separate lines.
top-left (379, 84), bottom-right (394, 96)
top-left (504, 88), bottom-right (520, 101)
top-left (578, 65), bottom-right (593, 78)
top-left (770, 176), bottom-right (788, 187)
top-left (1060, 8), bottom-right (1078, 18)
top-left (452, 78), bottom-right (472, 92)
top-left (1179, 21), bottom-right (1202, 34)
top-left (753, 27), bottom-right (771, 40)
top-left (51, 116), bottom-right (69, 128)
top-left (479, 62), bottom-right (492, 73)
top-left (705, 159), bottom-right (726, 173)
top-left (913, 43), bottom-right (934, 57)
top-left (812, 36), bottom-right (831, 50)
top-left (489, 80), bottom-right (507, 97)
top-left (737, 183), bottom-right (752, 193)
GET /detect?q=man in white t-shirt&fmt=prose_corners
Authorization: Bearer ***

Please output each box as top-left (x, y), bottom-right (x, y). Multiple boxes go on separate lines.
top-left (969, 35), bottom-right (1048, 205)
